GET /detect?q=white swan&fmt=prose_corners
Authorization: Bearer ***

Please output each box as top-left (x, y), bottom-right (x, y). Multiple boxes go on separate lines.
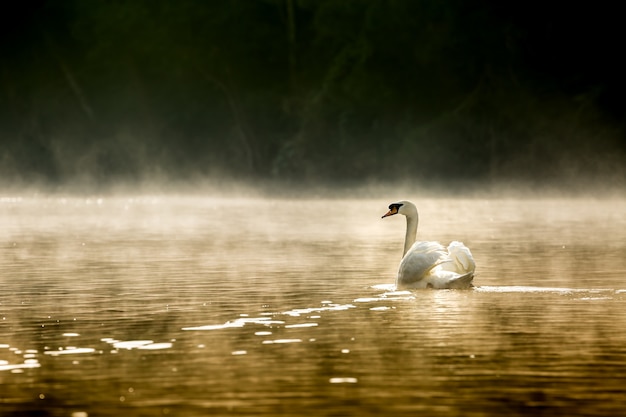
top-left (382, 200), bottom-right (476, 289)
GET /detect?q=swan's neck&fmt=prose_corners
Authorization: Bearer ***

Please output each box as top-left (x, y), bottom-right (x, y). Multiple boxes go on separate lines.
top-left (403, 214), bottom-right (418, 256)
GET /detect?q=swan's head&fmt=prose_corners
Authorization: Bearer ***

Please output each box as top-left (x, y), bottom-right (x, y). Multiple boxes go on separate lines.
top-left (381, 201), bottom-right (417, 218)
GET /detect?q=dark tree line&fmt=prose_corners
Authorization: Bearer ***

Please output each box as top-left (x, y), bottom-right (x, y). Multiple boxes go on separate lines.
top-left (1, 0), bottom-right (625, 187)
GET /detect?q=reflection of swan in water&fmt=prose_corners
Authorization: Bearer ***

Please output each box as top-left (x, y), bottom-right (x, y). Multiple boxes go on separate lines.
top-left (382, 201), bottom-right (475, 289)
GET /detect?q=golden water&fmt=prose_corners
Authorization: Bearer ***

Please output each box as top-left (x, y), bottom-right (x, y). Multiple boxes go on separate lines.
top-left (1, 195), bottom-right (625, 416)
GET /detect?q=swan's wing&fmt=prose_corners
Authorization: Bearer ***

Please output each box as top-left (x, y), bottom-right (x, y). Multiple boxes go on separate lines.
top-left (397, 241), bottom-right (448, 287)
top-left (440, 241), bottom-right (476, 274)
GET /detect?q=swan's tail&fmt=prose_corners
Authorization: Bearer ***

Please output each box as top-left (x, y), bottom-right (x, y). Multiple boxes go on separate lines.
top-left (446, 271), bottom-right (474, 289)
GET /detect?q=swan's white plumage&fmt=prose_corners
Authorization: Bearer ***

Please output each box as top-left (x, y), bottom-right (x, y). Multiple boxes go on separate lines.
top-left (441, 241), bottom-right (476, 273)
top-left (383, 201), bottom-right (476, 289)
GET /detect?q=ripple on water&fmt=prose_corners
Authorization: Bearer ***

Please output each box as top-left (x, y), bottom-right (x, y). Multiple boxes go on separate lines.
top-left (329, 377), bottom-right (358, 384)
top-left (44, 348), bottom-right (95, 356)
top-left (475, 286), bottom-right (625, 301)
top-left (284, 323), bottom-right (318, 328)
top-left (262, 339), bottom-right (302, 345)
top-left (181, 303), bottom-right (355, 332)
top-left (182, 317), bottom-right (285, 331)
top-left (0, 359), bottom-right (41, 372)
top-left (354, 288), bottom-right (415, 304)
top-left (137, 342), bottom-right (174, 350)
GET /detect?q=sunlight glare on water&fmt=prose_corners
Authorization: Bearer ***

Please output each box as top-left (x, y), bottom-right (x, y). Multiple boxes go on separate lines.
top-left (1, 194), bottom-right (626, 416)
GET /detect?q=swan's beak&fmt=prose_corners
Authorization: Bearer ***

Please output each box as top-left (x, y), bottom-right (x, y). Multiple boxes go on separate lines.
top-left (382, 207), bottom-right (398, 218)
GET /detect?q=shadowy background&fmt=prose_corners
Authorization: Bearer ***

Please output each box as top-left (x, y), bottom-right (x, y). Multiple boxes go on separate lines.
top-left (1, 0), bottom-right (624, 190)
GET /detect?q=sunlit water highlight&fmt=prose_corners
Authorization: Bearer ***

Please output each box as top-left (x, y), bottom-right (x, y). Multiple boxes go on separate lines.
top-left (1, 195), bottom-right (626, 416)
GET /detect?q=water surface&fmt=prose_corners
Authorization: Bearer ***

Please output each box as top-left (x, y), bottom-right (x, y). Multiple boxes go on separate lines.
top-left (1, 195), bottom-right (625, 416)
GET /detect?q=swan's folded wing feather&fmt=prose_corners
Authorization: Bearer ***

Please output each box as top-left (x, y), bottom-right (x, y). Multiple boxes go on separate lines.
top-left (397, 241), bottom-right (448, 286)
top-left (442, 241), bottom-right (476, 274)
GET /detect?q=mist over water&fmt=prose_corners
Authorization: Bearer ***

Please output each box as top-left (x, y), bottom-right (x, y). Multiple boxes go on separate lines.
top-left (1, 193), bottom-right (626, 416)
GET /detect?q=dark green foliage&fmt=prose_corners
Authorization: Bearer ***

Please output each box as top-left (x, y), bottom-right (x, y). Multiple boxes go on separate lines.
top-left (0, 0), bottom-right (624, 186)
